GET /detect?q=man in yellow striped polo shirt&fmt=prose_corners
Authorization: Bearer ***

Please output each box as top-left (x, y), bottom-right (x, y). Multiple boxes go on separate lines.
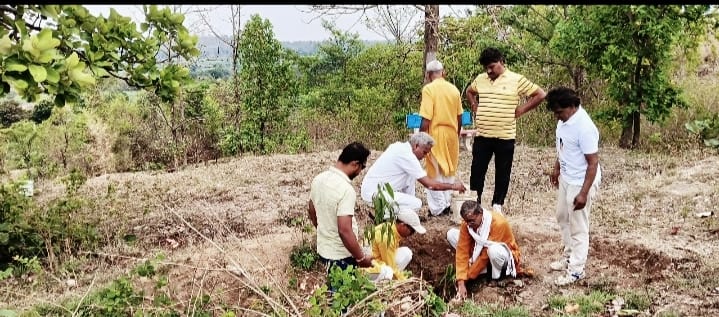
top-left (465, 47), bottom-right (546, 214)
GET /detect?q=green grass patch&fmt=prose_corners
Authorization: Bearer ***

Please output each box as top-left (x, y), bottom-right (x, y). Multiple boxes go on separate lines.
top-left (456, 301), bottom-right (530, 317)
top-left (547, 290), bottom-right (614, 316)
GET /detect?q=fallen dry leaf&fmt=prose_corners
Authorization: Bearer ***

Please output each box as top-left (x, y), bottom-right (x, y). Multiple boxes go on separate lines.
top-left (565, 303), bottom-right (580, 314)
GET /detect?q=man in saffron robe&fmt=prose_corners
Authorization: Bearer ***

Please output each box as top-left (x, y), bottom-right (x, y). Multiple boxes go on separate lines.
top-left (419, 60), bottom-right (463, 216)
top-left (446, 200), bottom-right (524, 300)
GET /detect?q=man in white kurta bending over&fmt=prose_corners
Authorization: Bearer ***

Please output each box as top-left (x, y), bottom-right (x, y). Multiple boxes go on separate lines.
top-left (360, 132), bottom-right (466, 218)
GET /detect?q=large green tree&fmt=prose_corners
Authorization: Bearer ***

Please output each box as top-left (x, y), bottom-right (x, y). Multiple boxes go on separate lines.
top-left (237, 14), bottom-right (298, 153)
top-left (494, 5), bottom-right (587, 95)
top-left (552, 5), bottom-right (714, 148)
top-left (303, 21), bottom-right (364, 114)
top-left (0, 5), bottom-right (200, 105)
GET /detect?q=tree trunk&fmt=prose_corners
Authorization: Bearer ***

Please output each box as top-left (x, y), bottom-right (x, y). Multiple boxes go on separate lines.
top-left (62, 131), bottom-right (69, 169)
top-left (232, 27), bottom-right (241, 107)
top-left (172, 128), bottom-right (179, 169)
top-left (631, 110), bottom-right (640, 147)
top-left (571, 66), bottom-right (584, 96)
top-left (619, 114), bottom-right (633, 149)
top-left (260, 121), bottom-right (265, 153)
top-left (629, 58), bottom-right (643, 148)
top-left (620, 57), bottom-right (644, 149)
top-left (422, 5), bottom-right (439, 84)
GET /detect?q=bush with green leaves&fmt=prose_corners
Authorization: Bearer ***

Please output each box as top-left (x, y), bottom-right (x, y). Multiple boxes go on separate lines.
top-left (308, 265), bottom-right (381, 317)
top-left (181, 82), bottom-right (225, 162)
top-left (0, 99), bottom-right (29, 128)
top-left (30, 99), bottom-right (54, 124)
top-left (91, 92), bottom-right (143, 171)
top-left (0, 120), bottom-right (44, 172)
top-left (0, 181), bottom-right (43, 264)
top-left (685, 112), bottom-right (719, 149)
top-left (31, 255), bottom-right (223, 317)
top-left (0, 169), bottom-right (98, 268)
top-left (423, 285), bottom-right (448, 317)
top-left (90, 82), bottom-right (229, 170)
top-left (290, 240), bottom-right (319, 271)
top-left (1, 105), bottom-right (106, 178)
top-left (39, 107), bottom-right (92, 174)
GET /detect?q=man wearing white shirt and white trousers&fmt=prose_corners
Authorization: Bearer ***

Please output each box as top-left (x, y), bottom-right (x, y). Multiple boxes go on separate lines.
top-left (546, 87), bottom-right (601, 286)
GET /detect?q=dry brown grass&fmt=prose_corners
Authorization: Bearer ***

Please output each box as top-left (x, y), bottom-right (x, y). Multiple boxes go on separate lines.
top-left (4, 143), bottom-right (719, 315)
top-left (84, 115), bottom-right (116, 176)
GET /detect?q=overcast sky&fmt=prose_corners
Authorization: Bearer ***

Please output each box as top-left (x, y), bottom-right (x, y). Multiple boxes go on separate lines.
top-left (85, 5), bottom-right (477, 41)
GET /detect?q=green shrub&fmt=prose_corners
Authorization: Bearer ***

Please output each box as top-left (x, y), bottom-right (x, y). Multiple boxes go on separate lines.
top-left (685, 112), bottom-right (719, 149)
top-left (0, 99), bottom-right (29, 128)
top-left (30, 256), bottom-right (217, 317)
top-left (30, 100), bottom-right (53, 124)
top-left (0, 170), bottom-right (98, 268)
top-left (423, 286), bottom-right (448, 317)
top-left (0, 120), bottom-right (44, 172)
top-left (218, 127), bottom-right (241, 156)
top-left (0, 182), bottom-right (43, 264)
top-left (308, 265), bottom-right (380, 317)
top-left (289, 240), bottom-right (319, 271)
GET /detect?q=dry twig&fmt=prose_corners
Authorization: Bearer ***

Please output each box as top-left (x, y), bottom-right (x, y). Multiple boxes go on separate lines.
top-left (167, 204), bottom-right (301, 316)
top-left (71, 275), bottom-right (97, 317)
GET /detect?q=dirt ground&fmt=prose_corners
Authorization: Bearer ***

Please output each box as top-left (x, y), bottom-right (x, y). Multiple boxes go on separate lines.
top-left (6, 144), bottom-right (719, 316)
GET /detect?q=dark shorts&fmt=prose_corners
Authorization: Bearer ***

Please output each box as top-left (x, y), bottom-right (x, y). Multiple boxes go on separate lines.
top-left (319, 256), bottom-right (358, 275)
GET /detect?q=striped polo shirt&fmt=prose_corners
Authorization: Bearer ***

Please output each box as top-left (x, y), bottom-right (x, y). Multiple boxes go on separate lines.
top-left (470, 69), bottom-right (539, 139)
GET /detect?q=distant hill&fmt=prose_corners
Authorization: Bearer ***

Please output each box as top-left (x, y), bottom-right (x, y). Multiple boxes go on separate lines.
top-left (195, 36), bottom-right (388, 59)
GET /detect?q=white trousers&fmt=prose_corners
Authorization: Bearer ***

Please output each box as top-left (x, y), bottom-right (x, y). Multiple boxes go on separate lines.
top-left (556, 177), bottom-right (597, 275)
top-left (426, 173), bottom-right (455, 215)
top-left (446, 228), bottom-right (509, 279)
top-left (394, 246), bottom-right (413, 271)
top-left (368, 246), bottom-right (413, 281)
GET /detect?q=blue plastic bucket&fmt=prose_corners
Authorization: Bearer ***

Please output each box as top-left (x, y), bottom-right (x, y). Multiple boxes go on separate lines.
top-left (461, 110), bottom-right (472, 126)
top-left (406, 113), bottom-right (422, 129)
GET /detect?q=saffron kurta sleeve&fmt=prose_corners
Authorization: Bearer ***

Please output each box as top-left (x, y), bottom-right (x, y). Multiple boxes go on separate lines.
top-left (455, 222), bottom-right (490, 281)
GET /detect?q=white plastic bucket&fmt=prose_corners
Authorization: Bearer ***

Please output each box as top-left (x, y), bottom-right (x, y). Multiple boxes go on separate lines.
top-left (450, 184), bottom-right (476, 224)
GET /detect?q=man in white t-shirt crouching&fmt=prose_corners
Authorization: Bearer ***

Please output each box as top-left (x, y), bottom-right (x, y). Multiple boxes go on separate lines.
top-left (546, 87), bottom-right (601, 286)
top-left (360, 132), bottom-right (466, 218)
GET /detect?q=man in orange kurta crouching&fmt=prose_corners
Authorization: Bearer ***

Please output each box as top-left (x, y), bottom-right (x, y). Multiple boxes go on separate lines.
top-left (446, 200), bottom-right (524, 300)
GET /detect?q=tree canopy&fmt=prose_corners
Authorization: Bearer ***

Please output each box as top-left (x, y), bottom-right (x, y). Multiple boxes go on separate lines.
top-left (551, 5), bottom-right (715, 147)
top-left (0, 5), bottom-right (200, 105)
